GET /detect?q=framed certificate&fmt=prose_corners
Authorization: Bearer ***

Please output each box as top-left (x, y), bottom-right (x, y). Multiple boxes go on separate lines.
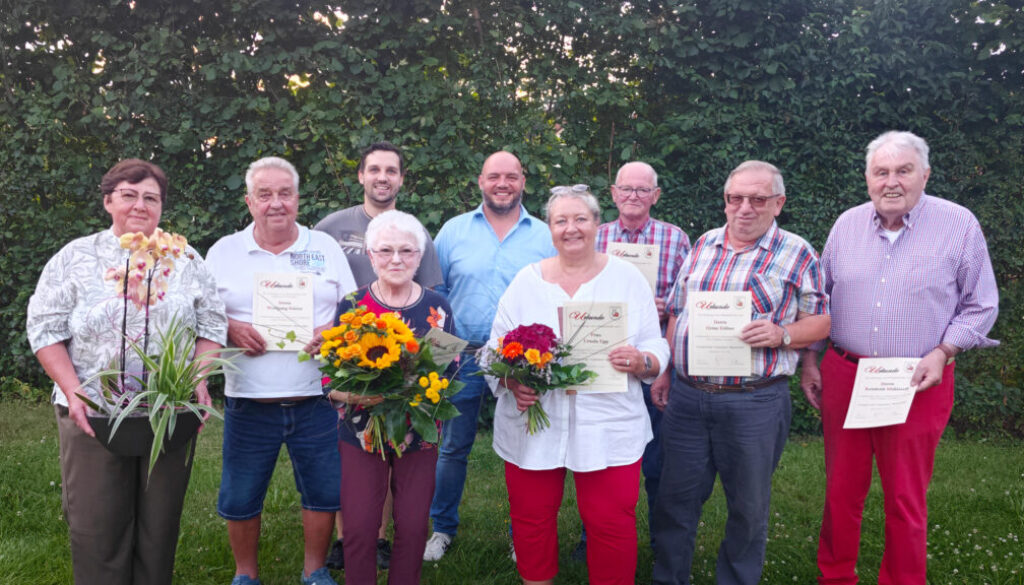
top-left (686, 290), bottom-right (752, 377)
top-left (560, 301), bottom-right (629, 393)
top-left (252, 272), bottom-right (314, 351)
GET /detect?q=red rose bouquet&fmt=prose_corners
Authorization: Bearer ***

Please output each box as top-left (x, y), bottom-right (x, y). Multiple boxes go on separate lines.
top-left (477, 323), bottom-right (597, 434)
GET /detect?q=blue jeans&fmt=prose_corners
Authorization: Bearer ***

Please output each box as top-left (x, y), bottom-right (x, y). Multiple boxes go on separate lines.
top-left (652, 376), bottom-right (791, 585)
top-left (217, 396), bottom-right (341, 520)
top-left (429, 351), bottom-right (487, 536)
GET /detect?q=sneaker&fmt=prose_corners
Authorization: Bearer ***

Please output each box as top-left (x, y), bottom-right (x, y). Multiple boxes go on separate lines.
top-left (376, 538), bottom-right (392, 569)
top-left (325, 539), bottom-right (344, 570)
top-left (570, 538), bottom-right (587, 563)
top-left (230, 576), bottom-right (261, 585)
top-left (301, 566), bottom-right (338, 585)
top-left (422, 531), bottom-right (452, 562)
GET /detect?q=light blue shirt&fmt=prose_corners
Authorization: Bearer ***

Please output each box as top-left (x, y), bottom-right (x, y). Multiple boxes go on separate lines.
top-left (435, 204), bottom-right (556, 346)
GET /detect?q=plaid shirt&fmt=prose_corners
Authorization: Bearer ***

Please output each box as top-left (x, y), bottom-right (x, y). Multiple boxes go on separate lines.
top-left (595, 217), bottom-right (690, 301)
top-left (668, 222), bottom-right (829, 384)
top-left (822, 194), bottom-right (998, 358)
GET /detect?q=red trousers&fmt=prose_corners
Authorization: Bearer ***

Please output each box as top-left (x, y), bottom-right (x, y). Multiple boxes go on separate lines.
top-left (817, 346), bottom-right (955, 585)
top-left (505, 460), bottom-right (641, 585)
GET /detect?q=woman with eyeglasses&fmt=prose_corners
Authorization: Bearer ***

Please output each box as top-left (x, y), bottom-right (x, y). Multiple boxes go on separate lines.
top-left (324, 209), bottom-right (456, 585)
top-left (487, 185), bottom-right (670, 585)
top-left (26, 159), bottom-right (228, 584)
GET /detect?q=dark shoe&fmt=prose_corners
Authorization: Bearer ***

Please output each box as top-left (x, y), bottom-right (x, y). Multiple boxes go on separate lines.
top-left (325, 539), bottom-right (344, 570)
top-left (376, 538), bottom-right (392, 570)
top-left (570, 538), bottom-right (587, 563)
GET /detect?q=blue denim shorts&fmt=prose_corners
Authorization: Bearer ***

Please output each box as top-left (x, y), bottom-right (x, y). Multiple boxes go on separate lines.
top-left (217, 396), bottom-right (340, 520)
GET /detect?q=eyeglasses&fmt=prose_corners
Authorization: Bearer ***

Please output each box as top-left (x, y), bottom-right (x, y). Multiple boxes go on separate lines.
top-left (613, 185), bottom-right (658, 199)
top-left (253, 189), bottom-right (297, 203)
top-left (550, 184), bottom-right (590, 195)
top-left (370, 247), bottom-right (421, 261)
top-left (725, 194), bottom-right (782, 208)
top-left (114, 189), bottom-right (161, 208)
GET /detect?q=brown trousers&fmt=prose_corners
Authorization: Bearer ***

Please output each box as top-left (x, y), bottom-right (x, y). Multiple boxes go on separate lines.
top-left (56, 406), bottom-right (195, 585)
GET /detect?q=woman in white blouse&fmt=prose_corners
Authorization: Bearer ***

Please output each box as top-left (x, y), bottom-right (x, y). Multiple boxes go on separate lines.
top-left (488, 185), bottom-right (670, 585)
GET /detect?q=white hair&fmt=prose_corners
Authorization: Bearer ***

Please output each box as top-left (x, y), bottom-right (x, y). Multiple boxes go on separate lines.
top-left (865, 131), bottom-right (930, 171)
top-left (723, 160), bottom-right (785, 197)
top-left (245, 156), bottom-right (300, 194)
top-left (615, 161), bottom-right (659, 187)
top-left (365, 209), bottom-right (428, 252)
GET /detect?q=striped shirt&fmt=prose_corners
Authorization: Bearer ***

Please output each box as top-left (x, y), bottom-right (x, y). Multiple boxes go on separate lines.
top-left (822, 194), bottom-right (998, 358)
top-left (668, 222), bottom-right (829, 384)
top-left (595, 217), bottom-right (690, 301)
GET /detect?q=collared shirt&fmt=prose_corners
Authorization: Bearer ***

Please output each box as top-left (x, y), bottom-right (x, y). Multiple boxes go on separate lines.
top-left (434, 204), bottom-right (556, 346)
top-left (205, 223), bottom-right (357, 398)
top-left (27, 229), bottom-right (228, 408)
top-left (594, 217), bottom-right (691, 301)
top-left (822, 194), bottom-right (998, 358)
top-left (667, 222), bottom-right (829, 385)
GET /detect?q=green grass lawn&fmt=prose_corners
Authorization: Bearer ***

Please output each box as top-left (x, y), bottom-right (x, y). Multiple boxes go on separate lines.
top-left (1, 402), bottom-right (1021, 584)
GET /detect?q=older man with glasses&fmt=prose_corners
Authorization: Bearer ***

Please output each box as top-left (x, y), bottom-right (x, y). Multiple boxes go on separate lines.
top-left (650, 160), bottom-right (830, 585)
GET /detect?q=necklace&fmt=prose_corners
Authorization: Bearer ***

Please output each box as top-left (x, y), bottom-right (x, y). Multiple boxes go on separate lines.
top-left (374, 280), bottom-right (414, 308)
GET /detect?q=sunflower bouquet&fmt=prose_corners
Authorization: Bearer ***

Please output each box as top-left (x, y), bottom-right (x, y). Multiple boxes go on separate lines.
top-left (476, 323), bottom-right (597, 434)
top-left (312, 305), bottom-right (461, 458)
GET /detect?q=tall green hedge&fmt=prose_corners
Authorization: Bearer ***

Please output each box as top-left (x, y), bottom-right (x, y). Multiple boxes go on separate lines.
top-left (2, 0), bottom-right (1021, 435)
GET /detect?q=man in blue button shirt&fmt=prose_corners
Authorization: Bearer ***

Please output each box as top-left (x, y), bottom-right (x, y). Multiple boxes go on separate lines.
top-left (423, 151), bottom-right (556, 561)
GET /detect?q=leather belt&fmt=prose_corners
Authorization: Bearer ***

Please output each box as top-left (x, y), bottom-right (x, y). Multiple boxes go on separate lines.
top-left (831, 343), bottom-right (862, 364)
top-left (677, 374), bottom-right (787, 394)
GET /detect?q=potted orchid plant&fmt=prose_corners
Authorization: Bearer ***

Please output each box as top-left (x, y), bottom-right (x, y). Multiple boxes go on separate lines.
top-left (78, 228), bottom-right (237, 475)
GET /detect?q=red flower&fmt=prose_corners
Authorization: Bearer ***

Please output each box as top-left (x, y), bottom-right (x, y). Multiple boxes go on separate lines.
top-left (504, 324), bottom-right (557, 354)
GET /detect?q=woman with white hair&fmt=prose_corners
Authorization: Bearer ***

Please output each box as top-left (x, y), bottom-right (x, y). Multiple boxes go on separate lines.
top-left (325, 209), bottom-right (456, 585)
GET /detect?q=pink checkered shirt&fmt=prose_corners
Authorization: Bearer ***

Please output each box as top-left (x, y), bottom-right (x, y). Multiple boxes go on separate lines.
top-left (821, 194), bottom-right (999, 358)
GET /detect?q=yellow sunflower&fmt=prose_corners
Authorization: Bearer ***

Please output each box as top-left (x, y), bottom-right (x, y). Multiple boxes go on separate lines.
top-left (356, 332), bottom-right (402, 369)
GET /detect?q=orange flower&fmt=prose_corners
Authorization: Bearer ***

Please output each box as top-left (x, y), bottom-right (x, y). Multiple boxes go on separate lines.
top-left (502, 341), bottom-right (524, 360)
top-left (343, 330), bottom-right (359, 343)
top-left (376, 319), bottom-right (388, 329)
top-left (339, 313), bottom-right (355, 324)
top-left (539, 352), bottom-right (554, 367)
top-left (361, 313), bottom-right (377, 325)
top-left (406, 339), bottom-right (420, 353)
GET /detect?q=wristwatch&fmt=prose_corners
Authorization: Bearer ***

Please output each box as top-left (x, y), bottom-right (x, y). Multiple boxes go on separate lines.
top-left (643, 354), bottom-right (654, 374)
top-left (780, 325), bottom-right (791, 348)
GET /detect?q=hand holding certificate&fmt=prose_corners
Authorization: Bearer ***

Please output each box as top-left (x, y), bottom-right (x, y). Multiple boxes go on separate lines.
top-left (843, 358), bottom-right (921, 429)
top-left (252, 272), bottom-right (314, 351)
top-left (686, 291), bottom-right (752, 377)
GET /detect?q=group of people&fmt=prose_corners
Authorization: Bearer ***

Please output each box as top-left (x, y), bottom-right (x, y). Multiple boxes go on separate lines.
top-left (26, 129), bottom-right (998, 585)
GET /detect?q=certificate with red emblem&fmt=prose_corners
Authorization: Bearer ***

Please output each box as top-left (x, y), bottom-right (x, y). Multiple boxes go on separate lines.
top-left (686, 290), bottom-right (752, 377)
top-left (843, 357), bottom-right (921, 429)
top-left (252, 272), bottom-right (314, 351)
top-left (605, 242), bottom-right (658, 293)
top-left (559, 302), bottom-right (629, 393)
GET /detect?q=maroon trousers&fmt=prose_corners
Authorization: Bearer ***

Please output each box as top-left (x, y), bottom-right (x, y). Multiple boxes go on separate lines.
top-left (340, 441), bottom-right (437, 585)
top-left (817, 346), bottom-right (955, 585)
